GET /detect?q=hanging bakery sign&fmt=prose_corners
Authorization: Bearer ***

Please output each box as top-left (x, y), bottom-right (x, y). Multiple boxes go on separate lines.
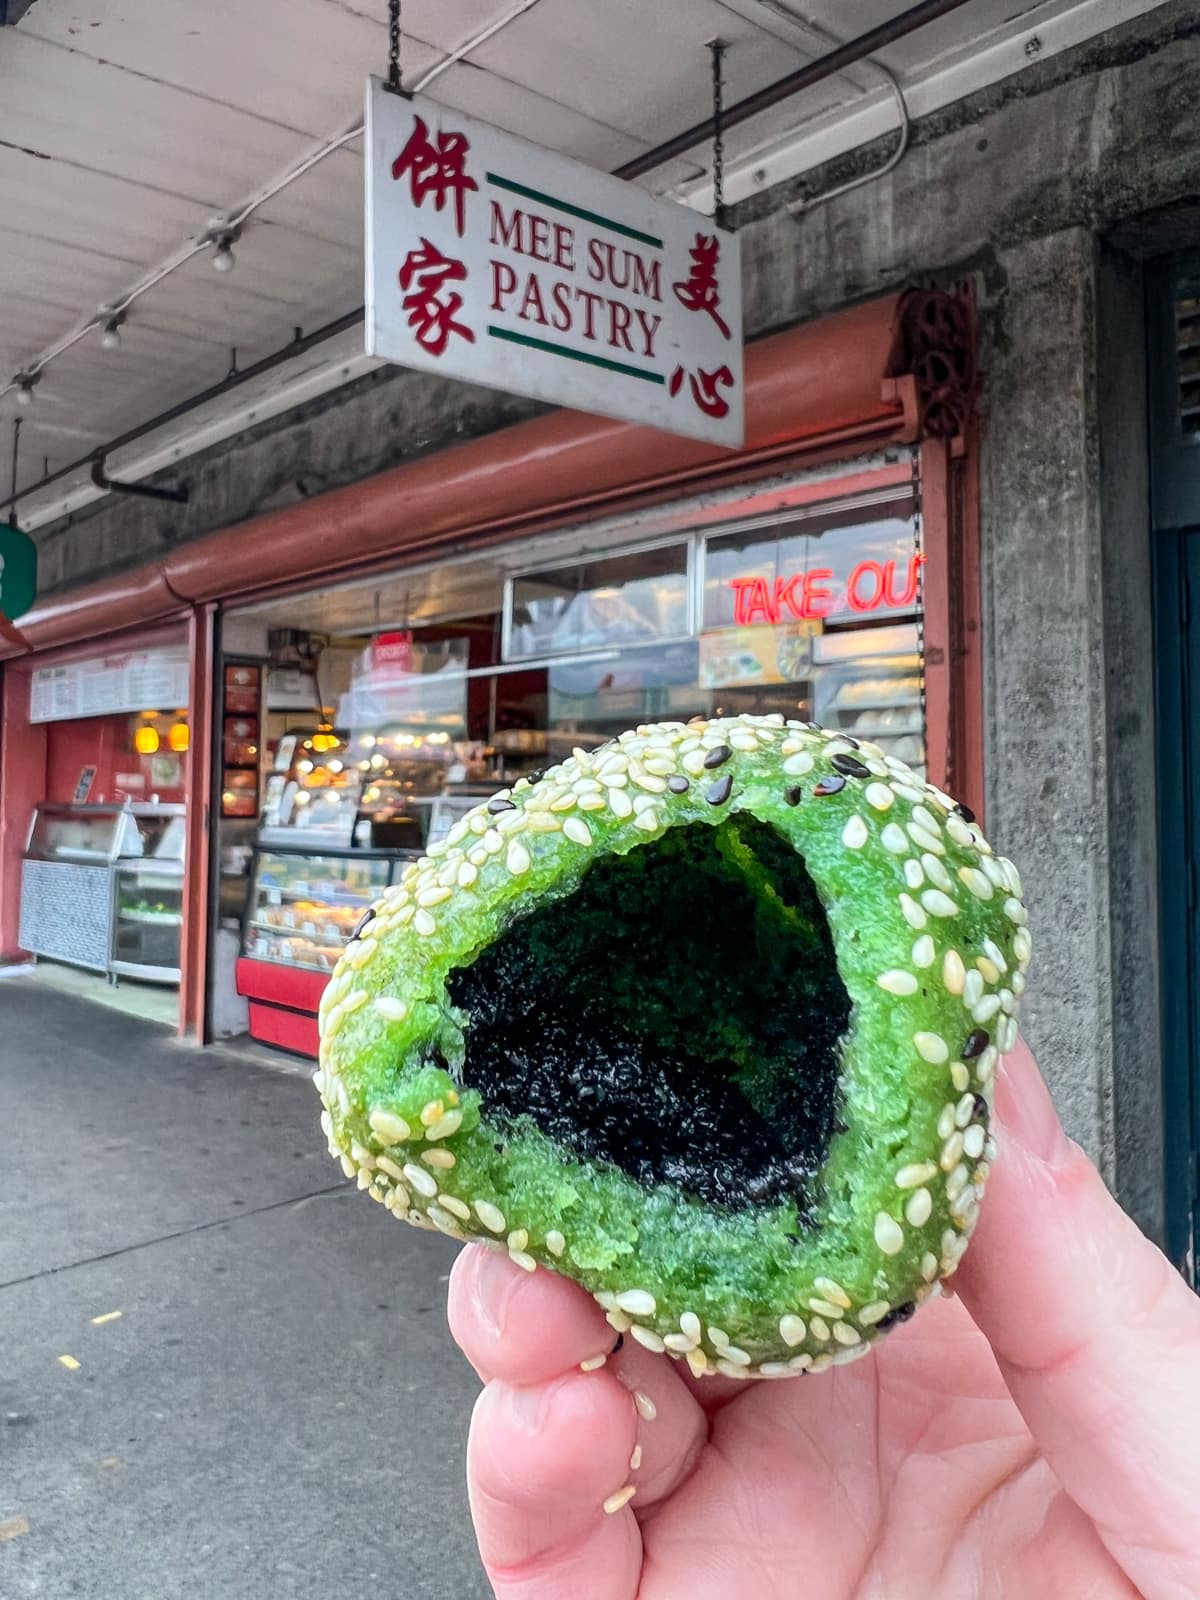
top-left (365, 81), bottom-right (744, 448)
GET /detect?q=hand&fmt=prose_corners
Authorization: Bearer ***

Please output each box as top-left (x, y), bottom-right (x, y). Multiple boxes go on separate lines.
top-left (447, 1041), bottom-right (1200, 1599)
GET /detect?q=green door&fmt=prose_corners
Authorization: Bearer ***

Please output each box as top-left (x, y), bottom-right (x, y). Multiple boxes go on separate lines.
top-left (1150, 256), bottom-right (1200, 1284)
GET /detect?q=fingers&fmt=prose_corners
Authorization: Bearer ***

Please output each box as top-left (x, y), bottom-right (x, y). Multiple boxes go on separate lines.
top-left (957, 1039), bottom-right (1200, 1598)
top-left (448, 1244), bottom-right (614, 1385)
top-left (467, 1368), bottom-right (643, 1600)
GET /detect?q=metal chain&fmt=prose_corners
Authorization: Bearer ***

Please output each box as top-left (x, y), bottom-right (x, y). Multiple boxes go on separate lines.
top-left (9, 418), bottom-right (21, 529)
top-left (913, 461), bottom-right (929, 784)
top-left (385, 0), bottom-right (403, 94)
top-left (709, 39), bottom-right (726, 230)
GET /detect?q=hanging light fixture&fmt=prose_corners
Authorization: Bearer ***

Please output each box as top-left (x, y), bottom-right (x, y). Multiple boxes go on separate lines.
top-left (134, 722), bottom-right (160, 755)
top-left (13, 373), bottom-right (38, 407)
top-left (99, 308), bottom-right (126, 351)
top-left (167, 715), bottom-right (190, 753)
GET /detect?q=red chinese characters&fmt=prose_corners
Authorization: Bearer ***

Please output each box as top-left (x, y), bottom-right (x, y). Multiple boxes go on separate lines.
top-left (391, 114), bottom-right (478, 238)
top-left (672, 233), bottom-right (731, 339)
top-left (398, 238), bottom-right (475, 356)
top-left (670, 362), bottom-right (735, 419)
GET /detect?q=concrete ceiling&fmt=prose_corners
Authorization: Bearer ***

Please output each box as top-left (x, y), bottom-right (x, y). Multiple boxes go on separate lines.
top-left (0, 0), bottom-right (1165, 529)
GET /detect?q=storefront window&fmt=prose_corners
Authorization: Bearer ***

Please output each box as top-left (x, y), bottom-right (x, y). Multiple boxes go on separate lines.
top-left (219, 468), bottom-right (927, 1054)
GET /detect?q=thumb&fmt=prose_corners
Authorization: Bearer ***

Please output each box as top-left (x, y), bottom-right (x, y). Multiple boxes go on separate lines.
top-left (957, 1039), bottom-right (1200, 1599)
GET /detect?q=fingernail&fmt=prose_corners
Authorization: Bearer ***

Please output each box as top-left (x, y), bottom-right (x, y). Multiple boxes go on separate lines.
top-left (993, 1040), bottom-right (1068, 1166)
top-left (471, 1245), bottom-right (524, 1343)
top-left (501, 1376), bottom-right (562, 1435)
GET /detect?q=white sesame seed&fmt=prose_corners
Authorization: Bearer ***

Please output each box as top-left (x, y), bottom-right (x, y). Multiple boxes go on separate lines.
top-left (629, 1444), bottom-right (643, 1471)
top-left (1013, 927), bottom-right (1033, 963)
top-left (911, 934), bottom-right (936, 968)
top-left (631, 1326), bottom-right (667, 1353)
top-left (719, 1344), bottom-right (752, 1366)
top-left (922, 853), bottom-right (953, 892)
top-left (729, 731), bottom-right (758, 752)
top-left (545, 1229), bottom-right (565, 1257)
top-left (440, 1194), bottom-right (471, 1221)
top-left (975, 955), bottom-right (1001, 984)
top-left (900, 860), bottom-right (926, 897)
top-left (507, 1228), bottom-right (529, 1252)
top-left (957, 866), bottom-right (993, 902)
top-left (759, 1363), bottom-right (792, 1378)
top-left (403, 1163), bottom-right (437, 1199)
top-left (369, 1108), bottom-right (412, 1143)
top-left (608, 787), bottom-right (634, 819)
top-left (616, 1289), bottom-right (656, 1316)
top-left (864, 781), bottom-right (894, 810)
top-left (881, 823), bottom-right (909, 854)
top-left (606, 1310), bottom-right (633, 1333)
top-left (892, 782), bottom-right (925, 804)
top-left (426, 1109), bottom-right (463, 1141)
top-left (577, 792), bottom-right (606, 811)
top-left (908, 824), bottom-right (945, 856)
top-left (946, 1164), bottom-right (970, 1201)
top-left (945, 812), bottom-right (974, 847)
top-left (951, 1060), bottom-right (970, 1092)
top-left (971, 994), bottom-right (1002, 1025)
top-left (633, 1391), bottom-right (657, 1422)
top-left (877, 969), bottom-right (918, 996)
top-left (911, 804), bottom-right (941, 834)
top-left (920, 889), bottom-right (959, 918)
top-left (937, 1103), bottom-right (957, 1139)
top-left (842, 815), bottom-right (869, 850)
top-left (895, 1160), bottom-right (938, 1188)
top-left (833, 1322), bottom-right (862, 1347)
top-left (506, 840), bottom-right (531, 876)
top-left (580, 1353), bottom-right (607, 1373)
top-left (473, 1200), bottom-right (506, 1233)
top-left (788, 1352), bottom-right (813, 1371)
top-left (356, 1168), bottom-right (372, 1191)
top-left (1011, 971), bottom-right (1026, 996)
top-left (955, 1092), bottom-right (977, 1128)
top-left (1003, 896), bottom-right (1028, 925)
top-left (416, 885), bottom-right (452, 908)
top-left (563, 815), bottom-right (593, 847)
top-left (941, 949), bottom-right (966, 995)
top-left (808, 1298), bottom-right (845, 1320)
top-left (857, 1301), bottom-right (891, 1326)
top-left (960, 971), bottom-right (983, 1011)
top-left (1000, 857), bottom-right (1023, 896)
top-left (634, 809), bottom-right (660, 831)
top-left (920, 1251), bottom-right (939, 1281)
top-left (422, 1148), bottom-right (456, 1169)
top-left (342, 989), bottom-right (368, 1015)
top-left (999, 986), bottom-right (1016, 1014)
top-left (963, 1124), bottom-right (986, 1159)
top-left (527, 812), bottom-right (562, 834)
top-left (982, 937), bottom-right (1008, 974)
top-left (941, 1131), bottom-right (965, 1170)
top-left (905, 1187), bottom-right (933, 1226)
top-left (779, 1314), bottom-right (807, 1346)
top-left (496, 809), bottom-right (529, 835)
top-left (707, 1326), bottom-right (731, 1350)
top-left (664, 1332), bottom-right (696, 1353)
top-left (509, 1250), bottom-right (537, 1273)
top-left (874, 1213), bottom-right (905, 1255)
top-left (914, 1031), bottom-right (949, 1064)
top-left (630, 768), bottom-right (667, 794)
top-left (997, 1014), bottom-right (1018, 1053)
top-left (413, 908), bottom-right (437, 937)
top-left (420, 1100), bottom-right (445, 1127)
top-left (814, 1280), bottom-right (849, 1310)
top-left (715, 1358), bottom-right (752, 1380)
top-left (899, 893), bottom-right (927, 929)
top-left (686, 1348), bottom-right (709, 1377)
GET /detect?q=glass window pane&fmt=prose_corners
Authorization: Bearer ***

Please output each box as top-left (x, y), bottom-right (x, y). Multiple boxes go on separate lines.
top-left (508, 543), bottom-right (689, 658)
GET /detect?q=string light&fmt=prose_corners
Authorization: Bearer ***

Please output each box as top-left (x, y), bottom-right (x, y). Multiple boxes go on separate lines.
top-left (14, 374), bottom-right (37, 407)
top-left (211, 237), bottom-right (236, 273)
top-left (100, 312), bottom-right (125, 351)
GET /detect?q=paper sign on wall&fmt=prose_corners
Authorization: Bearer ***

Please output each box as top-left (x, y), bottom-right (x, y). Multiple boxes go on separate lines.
top-left (365, 81), bottom-right (744, 447)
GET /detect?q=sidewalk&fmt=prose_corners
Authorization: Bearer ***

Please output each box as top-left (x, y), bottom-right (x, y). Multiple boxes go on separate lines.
top-left (0, 983), bottom-right (490, 1599)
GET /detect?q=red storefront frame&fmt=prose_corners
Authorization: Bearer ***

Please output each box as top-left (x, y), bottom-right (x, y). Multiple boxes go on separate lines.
top-left (0, 290), bottom-right (983, 1042)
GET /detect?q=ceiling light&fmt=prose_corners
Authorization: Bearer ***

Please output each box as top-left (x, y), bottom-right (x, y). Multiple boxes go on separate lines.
top-left (212, 236), bottom-right (236, 273)
top-left (13, 373), bottom-right (37, 406)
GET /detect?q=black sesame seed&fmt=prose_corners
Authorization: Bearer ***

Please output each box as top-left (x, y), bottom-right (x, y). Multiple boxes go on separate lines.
top-left (812, 774), bottom-right (847, 797)
top-left (487, 796), bottom-right (516, 814)
top-left (703, 744), bottom-right (732, 769)
top-left (784, 785), bottom-right (803, 806)
top-left (962, 1028), bottom-right (990, 1060)
top-left (667, 774), bottom-right (690, 794)
top-left (610, 1332), bottom-right (625, 1354)
top-left (524, 769), bottom-right (546, 787)
top-left (351, 907), bottom-right (376, 941)
top-left (804, 720), bottom-right (823, 731)
top-left (972, 1093), bottom-right (989, 1122)
top-left (836, 734), bottom-right (861, 749)
top-left (830, 752), bottom-right (871, 779)
top-left (955, 802), bottom-right (977, 824)
top-left (706, 774), bottom-right (734, 806)
top-left (877, 1301), bottom-right (917, 1332)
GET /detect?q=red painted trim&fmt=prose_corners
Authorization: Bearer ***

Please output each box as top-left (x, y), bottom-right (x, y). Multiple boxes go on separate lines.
top-left (921, 439), bottom-right (952, 795)
top-left (0, 296), bottom-right (910, 658)
top-left (245, 998), bottom-right (320, 1059)
top-left (954, 427), bottom-right (986, 827)
top-left (0, 665), bottom-right (46, 962)
top-left (236, 955), bottom-right (330, 1012)
top-left (179, 605), bottom-right (214, 1038)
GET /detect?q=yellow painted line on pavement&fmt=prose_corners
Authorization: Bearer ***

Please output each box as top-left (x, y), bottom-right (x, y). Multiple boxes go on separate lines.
top-left (91, 1310), bottom-right (122, 1325)
top-left (57, 1354), bottom-right (80, 1370)
top-left (0, 1516), bottom-right (30, 1543)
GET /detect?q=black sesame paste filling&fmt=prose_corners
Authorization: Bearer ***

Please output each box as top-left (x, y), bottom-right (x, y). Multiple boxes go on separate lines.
top-left (448, 816), bottom-right (851, 1217)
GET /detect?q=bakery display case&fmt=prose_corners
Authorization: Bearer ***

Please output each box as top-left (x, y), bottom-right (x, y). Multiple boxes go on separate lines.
top-left (236, 847), bottom-right (394, 1056)
top-left (813, 630), bottom-right (925, 776)
top-left (110, 806), bottom-right (187, 983)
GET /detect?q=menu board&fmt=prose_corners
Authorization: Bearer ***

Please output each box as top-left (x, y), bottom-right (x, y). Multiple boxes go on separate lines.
top-left (30, 649), bottom-right (189, 724)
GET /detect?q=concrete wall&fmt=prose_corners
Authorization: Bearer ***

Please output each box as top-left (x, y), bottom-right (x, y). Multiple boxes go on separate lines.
top-left (30, 0), bottom-right (1200, 1240)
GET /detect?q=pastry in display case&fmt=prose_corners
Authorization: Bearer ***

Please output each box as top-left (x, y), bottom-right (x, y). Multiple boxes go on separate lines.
top-left (110, 804), bottom-right (186, 983)
top-left (815, 654), bottom-right (926, 775)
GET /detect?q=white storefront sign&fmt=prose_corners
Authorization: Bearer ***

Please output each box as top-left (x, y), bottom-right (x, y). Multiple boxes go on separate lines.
top-left (29, 648), bottom-right (190, 724)
top-left (365, 80), bottom-right (744, 447)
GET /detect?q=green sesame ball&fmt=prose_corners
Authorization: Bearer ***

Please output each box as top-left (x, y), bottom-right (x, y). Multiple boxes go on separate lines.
top-left (316, 714), bottom-right (1029, 1377)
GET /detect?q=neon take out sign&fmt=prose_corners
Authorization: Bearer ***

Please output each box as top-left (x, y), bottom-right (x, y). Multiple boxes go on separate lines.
top-left (728, 552), bottom-right (926, 625)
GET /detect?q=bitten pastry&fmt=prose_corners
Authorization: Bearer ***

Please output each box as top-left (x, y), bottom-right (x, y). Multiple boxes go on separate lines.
top-left (316, 715), bottom-right (1029, 1377)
